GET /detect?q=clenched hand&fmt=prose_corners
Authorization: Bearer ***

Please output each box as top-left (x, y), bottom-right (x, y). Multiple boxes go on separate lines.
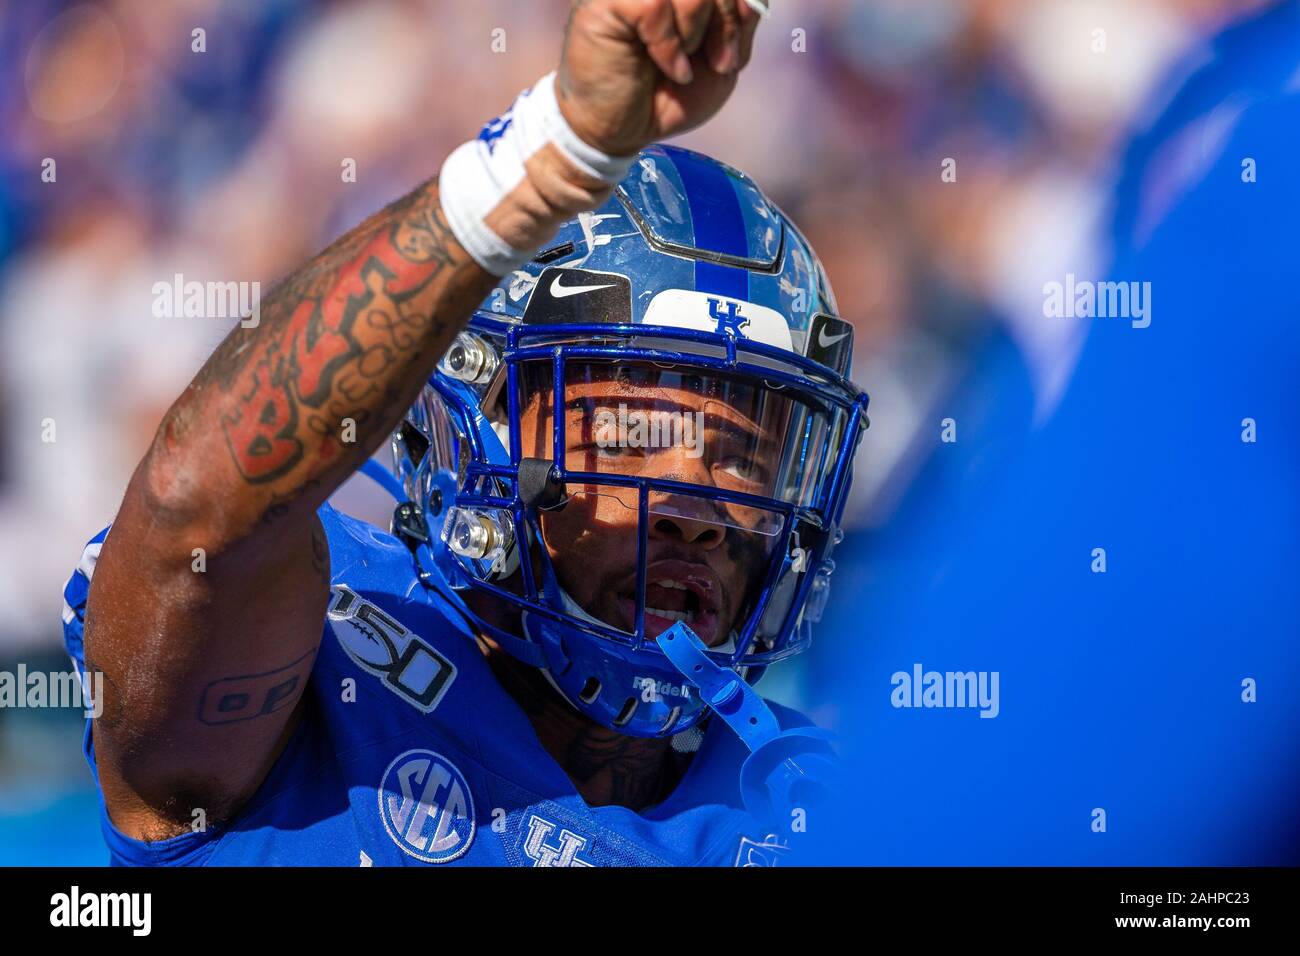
top-left (557, 0), bottom-right (766, 157)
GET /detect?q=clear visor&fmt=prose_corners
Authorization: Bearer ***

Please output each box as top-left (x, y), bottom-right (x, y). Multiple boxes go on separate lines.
top-left (518, 361), bottom-right (840, 515)
top-left (507, 360), bottom-right (842, 647)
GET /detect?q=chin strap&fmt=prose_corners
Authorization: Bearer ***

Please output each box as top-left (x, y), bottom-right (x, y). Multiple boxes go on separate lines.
top-left (655, 621), bottom-right (839, 828)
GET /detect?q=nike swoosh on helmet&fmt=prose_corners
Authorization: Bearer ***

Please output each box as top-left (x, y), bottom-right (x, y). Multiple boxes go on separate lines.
top-left (550, 275), bottom-right (617, 298)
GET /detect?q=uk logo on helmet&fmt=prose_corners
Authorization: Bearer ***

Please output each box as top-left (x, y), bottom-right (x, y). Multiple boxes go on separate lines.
top-left (379, 749), bottom-right (476, 863)
top-left (708, 297), bottom-right (751, 337)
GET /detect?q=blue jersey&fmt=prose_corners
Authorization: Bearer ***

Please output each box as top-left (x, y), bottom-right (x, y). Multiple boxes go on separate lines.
top-left (61, 503), bottom-right (802, 866)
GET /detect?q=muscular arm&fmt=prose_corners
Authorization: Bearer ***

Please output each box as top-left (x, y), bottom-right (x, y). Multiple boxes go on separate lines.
top-left (83, 181), bottom-right (505, 838)
top-left (82, 0), bottom-right (759, 841)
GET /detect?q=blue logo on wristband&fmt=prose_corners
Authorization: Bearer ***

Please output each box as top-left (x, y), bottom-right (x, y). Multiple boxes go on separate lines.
top-left (478, 113), bottom-right (513, 155)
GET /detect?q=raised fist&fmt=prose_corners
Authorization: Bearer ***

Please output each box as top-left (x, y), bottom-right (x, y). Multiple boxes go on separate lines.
top-left (557, 0), bottom-right (766, 157)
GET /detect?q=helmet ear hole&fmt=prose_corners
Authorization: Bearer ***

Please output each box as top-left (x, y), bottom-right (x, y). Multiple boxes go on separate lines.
top-left (659, 707), bottom-right (682, 735)
top-left (612, 697), bottom-right (639, 727)
top-left (578, 677), bottom-right (601, 704)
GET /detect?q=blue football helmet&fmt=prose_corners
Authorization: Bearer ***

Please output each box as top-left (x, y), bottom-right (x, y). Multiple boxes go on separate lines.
top-left (386, 144), bottom-right (869, 739)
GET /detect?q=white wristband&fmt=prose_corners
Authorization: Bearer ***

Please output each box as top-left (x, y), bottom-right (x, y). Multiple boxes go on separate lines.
top-left (438, 73), bottom-right (637, 276)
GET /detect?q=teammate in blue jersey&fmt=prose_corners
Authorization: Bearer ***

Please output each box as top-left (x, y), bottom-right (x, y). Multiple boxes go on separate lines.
top-left (62, 0), bottom-right (867, 866)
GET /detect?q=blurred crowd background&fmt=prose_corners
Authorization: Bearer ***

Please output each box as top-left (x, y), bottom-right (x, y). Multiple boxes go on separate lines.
top-left (0, 0), bottom-right (1280, 863)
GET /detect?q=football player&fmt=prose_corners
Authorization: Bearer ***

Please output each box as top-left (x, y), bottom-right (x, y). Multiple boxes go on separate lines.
top-left (62, 0), bottom-right (869, 866)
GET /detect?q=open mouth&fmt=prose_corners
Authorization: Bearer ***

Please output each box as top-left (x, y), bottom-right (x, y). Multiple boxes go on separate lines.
top-left (616, 561), bottom-right (723, 646)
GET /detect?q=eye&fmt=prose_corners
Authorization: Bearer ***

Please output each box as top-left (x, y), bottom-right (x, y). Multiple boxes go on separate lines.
top-left (718, 456), bottom-right (763, 483)
top-left (572, 440), bottom-right (642, 463)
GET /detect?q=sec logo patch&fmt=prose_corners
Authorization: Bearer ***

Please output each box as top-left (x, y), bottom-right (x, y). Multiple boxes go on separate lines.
top-left (379, 749), bottom-right (475, 863)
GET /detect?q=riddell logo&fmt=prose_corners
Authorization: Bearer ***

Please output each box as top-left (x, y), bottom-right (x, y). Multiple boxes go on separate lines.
top-left (636, 677), bottom-right (691, 701)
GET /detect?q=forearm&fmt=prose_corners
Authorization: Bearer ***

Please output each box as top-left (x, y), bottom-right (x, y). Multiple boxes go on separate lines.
top-left (137, 153), bottom-right (603, 549)
top-left (139, 180), bottom-right (483, 546)
top-left (82, 157), bottom-right (602, 820)
top-left (76, 0), bottom-right (758, 835)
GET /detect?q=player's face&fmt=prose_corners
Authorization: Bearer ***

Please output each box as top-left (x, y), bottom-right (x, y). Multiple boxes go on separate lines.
top-left (518, 364), bottom-right (787, 647)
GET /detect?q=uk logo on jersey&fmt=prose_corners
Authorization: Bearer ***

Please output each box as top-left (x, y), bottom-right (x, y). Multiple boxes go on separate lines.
top-left (522, 815), bottom-right (593, 867)
top-left (734, 833), bottom-right (789, 867)
top-left (379, 749), bottom-right (475, 863)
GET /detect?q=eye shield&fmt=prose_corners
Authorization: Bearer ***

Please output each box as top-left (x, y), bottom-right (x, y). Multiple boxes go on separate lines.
top-left (412, 315), bottom-right (867, 659)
